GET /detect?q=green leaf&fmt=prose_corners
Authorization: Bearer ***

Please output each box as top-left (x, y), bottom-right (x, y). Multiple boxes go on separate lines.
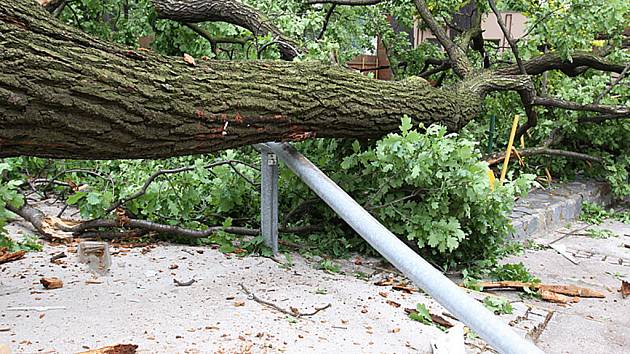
top-left (400, 115), bottom-right (412, 135)
top-left (66, 192), bottom-right (86, 205)
top-left (409, 303), bottom-right (432, 324)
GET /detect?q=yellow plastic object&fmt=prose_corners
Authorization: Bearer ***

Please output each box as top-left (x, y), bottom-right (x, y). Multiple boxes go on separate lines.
top-left (500, 115), bottom-right (520, 183)
top-left (487, 169), bottom-right (496, 191)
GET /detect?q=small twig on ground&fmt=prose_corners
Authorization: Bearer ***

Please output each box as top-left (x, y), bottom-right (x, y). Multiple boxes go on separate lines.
top-left (528, 311), bottom-right (554, 343)
top-left (239, 283), bottom-right (331, 318)
top-left (50, 252), bottom-right (67, 262)
top-left (551, 224), bottom-right (591, 242)
top-left (173, 278), bottom-right (195, 287)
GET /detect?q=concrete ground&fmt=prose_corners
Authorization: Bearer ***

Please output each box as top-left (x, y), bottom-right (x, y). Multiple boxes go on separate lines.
top-left (0, 218), bottom-right (543, 354)
top-left (1, 199), bottom-right (628, 353)
top-left (502, 219), bottom-right (630, 354)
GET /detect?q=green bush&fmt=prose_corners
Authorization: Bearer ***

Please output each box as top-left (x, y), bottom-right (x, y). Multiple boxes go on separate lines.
top-left (337, 118), bottom-right (534, 267)
top-left (282, 118), bottom-right (534, 267)
top-left (0, 119), bottom-right (534, 268)
top-left (0, 161), bottom-right (25, 248)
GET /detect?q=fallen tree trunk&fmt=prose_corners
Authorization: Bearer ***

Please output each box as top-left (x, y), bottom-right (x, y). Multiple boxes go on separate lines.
top-left (0, 1), bottom-right (481, 160)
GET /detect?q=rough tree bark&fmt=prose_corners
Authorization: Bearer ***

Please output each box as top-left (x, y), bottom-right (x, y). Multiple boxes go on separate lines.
top-left (152, 0), bottom-right (302, 60)
top-left (0, 1), bottom-right (481, 160)
top-left (1, 1), bottom-right (626, 161)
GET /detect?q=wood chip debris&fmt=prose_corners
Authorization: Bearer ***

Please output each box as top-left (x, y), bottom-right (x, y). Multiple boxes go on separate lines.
top-left (0, 248), bottom-right (26, 264)
top-left (40, 277), bottom-right (63, 289)
top-left (392, 284), bottom-right (418, 293)
top-left (386, 300), bottom-right (401, 308)
top-left (173, 278), bottom-right (195, 287)
top-left (404, 308), bottom-right (454, 328)
top-left (621, 280), bottom-right (630, 299)
top-left (183, 53), bottom-right (196, 66)
top-left (50, 251), bottom-right (67, 262)
top-left (374, 277), bottom-right (419, 293)
top-left (475, 281), bottom-right (605, 304)
top-left (77, 344), bottom-right (138, 354)
top-left (374, 278), bottom-right (395, 286)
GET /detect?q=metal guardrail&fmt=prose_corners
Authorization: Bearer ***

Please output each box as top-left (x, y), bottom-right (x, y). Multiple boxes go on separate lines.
top-left (257, 142), bottom-right (545, 354)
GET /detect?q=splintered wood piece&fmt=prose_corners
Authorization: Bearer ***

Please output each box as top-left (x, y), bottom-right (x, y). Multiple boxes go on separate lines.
top-left (374, 278), bottom-right (395, 286)
top-left (430, 313), bottom-right (455, 328)
top-left (392, 284), bottom-right (419, 293)
top-left (538, 284), bottom-right (605, 298)
top-left (40, 277), bottom-right (63, 289)
top-left (0, 248), bottom-right (26, 264)
top-left (77, 344), bottom-right (138, 354)
top-left (538, 289), bottom-right (573, 304)
top-left (477, 281), bottom-right (605, 299)
top-left (476, 281), bottom-right (533, 290)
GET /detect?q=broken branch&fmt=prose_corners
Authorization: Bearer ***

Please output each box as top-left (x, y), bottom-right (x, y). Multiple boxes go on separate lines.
top-left (239, 283), bottom-right (331, 318)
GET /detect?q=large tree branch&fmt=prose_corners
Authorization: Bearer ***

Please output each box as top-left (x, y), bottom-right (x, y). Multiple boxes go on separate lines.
top-left (317, 4), bottom-right (337, 40)
top-left (0, 1), bottom-right (482, 160)
top-left (183, 22), bottom-right (247, 56)
top-left (485, 128), bottom-right (603, 165)
top-left (532, 97), bottom-right (630, 115)
top-left (486, 147), bottom-right (603, 166)
top-left (578, 113), bottom-right (629, 124)
top-left (152, 0), bottom-right (301, 60)
top-left (8, 200), bottom-right (320, 241)
top-left (488, 0), bottom-right (525, 75)
top-left (457, 3), bottom-right (489, 69)
top-left (413, 0), bottom-right (472, 78)
top-left (496, 52), bottom-right (627, 76)
top-left (486, 0), bottom-right (536, 140)
top-left (305, 0), bottom-right (381, 5)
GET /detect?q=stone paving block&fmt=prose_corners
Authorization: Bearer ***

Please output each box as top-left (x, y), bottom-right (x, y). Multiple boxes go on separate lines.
top-left (509, 180), bottom-right (611, 240)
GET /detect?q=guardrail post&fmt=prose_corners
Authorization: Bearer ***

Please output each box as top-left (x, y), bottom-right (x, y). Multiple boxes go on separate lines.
top-left (259, 145), bottom-right (279, 255)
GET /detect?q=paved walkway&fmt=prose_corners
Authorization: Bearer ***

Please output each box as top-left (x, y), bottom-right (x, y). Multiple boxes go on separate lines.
top-left (1, 183), bottom-right (628, 353)
top-left (503, 219), bottom-right (630, 354)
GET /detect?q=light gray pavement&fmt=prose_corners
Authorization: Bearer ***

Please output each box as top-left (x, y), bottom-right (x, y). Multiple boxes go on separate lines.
top-left (0, 211), bottom-right (545, 354)
top-left (2, 239), bottom-right (438, 353)
top-left (1, 185), bottom-right (628, 354)
top-left (501, 219), bottom-right (630, 354)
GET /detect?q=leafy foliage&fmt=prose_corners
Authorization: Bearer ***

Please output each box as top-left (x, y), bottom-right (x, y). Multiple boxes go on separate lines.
top-left (585, 228), bottom-right (617, 239)
top-left (0, 234), bottom-right (43, 253)
top-left (408, 303), bottom-right (433, 324)
top-left (333, 118), bottom-right (534, 266)
top-left (580, 201), bottom-right (630, 225)
top-left (489, 262), bottom-right (540, 283)
top-left (2, 0), bottom-right (628, 268)
top-left (0, 162), bottom-right (24, 241)
top-left (462, 262), bottom-right (540, 292)
top-left (318, 259), bottom-right (341, 274)
top-left (482, 296), bottom-right (513, 315)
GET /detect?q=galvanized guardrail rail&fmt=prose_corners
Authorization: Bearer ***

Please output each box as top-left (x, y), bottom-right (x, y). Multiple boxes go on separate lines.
top-left (256, 142), bottom-right (545, 354)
